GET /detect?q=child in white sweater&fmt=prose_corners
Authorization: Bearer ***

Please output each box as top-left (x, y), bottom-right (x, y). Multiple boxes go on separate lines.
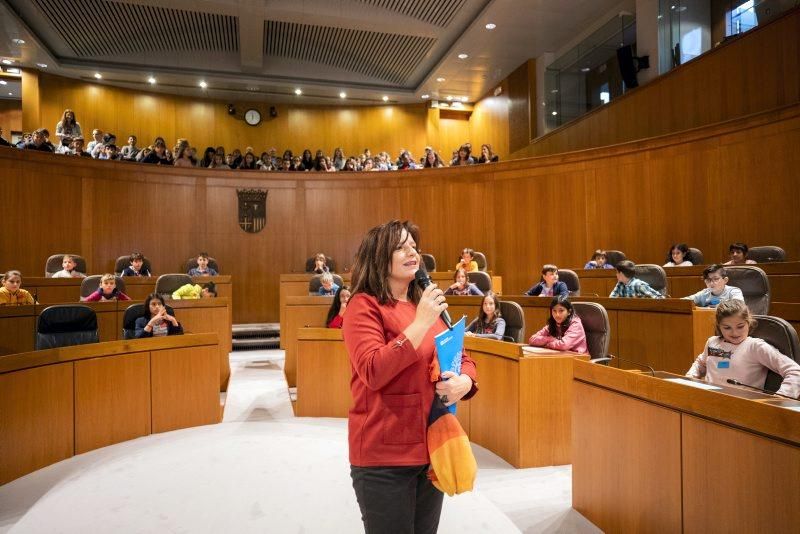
top-left (687, 300), bottom-right (800, 398)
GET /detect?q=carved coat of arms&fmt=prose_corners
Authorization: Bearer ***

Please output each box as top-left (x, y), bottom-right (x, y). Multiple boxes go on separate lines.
top-left (237, 189), bottom-right (267, 233)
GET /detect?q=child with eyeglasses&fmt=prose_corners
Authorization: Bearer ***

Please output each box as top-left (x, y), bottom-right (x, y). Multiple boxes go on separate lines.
top-left (683, 264), bottom-right (744, 307)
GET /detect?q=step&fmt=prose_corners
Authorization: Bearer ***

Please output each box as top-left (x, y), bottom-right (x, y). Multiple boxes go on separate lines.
top-left (232, 323), bottom-right (280, 338)
top-left (232, 337), bottom-right (281, 350)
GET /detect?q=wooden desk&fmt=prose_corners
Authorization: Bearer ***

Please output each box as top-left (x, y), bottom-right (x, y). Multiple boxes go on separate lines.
top-left (278, 272), bottom-right (503, 349)
top-left (0, 333), bottom-right (221, 486)
top-left (447, 296), bottom-right (716, 374)
top-left (283, 296), bottom-right (333, 387)
top-left (573, 262), bottom-right (800, 303)
top-left (294, 328), bottom-right (581, 468)
top-left (572, 359), bottom-right (800, 533)
top-left (0, 298), bottom-right (233, 392)
top-left (22, 275), bottom-right (233, 304)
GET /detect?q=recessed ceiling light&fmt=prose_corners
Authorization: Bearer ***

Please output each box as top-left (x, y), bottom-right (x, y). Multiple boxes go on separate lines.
top-left (446, 95), bottom-right (453, 101)
top-left (485, 23), bottom-right (496, 30)
top-left (458, 53), bottom-right (468, 59)
top-left (147, 76), bottom-right (156, 84)
top-left (199, 80), bottom-right (208, 88)
top-left (580, 67), bottom-right (591, 73)
top-left (436, 77), bottom-right (445, 82)
top-left (12, 38), bottom-right (25, 45)
top-left (294, 88), bottom-right (302, 95)
top-left (421, 94), bottom-right (429, 99)
top-left (382, 95), bottom-right (389, 102)
top-left (339, 92), bottom-right (347, 99)
top-left (1, 59), bottom-right (13, 65)
top-left (461, 96), bottom-right (468, 102)
top-left (550, 89), bottom-right (559, 93)
top-left (7, 92), bottom-right (12, 96)
top-left (551, 111), bottom-right (558, 116)
top-left (6, 68), bottom-right (20, 74)
top-left (36, 63), bottom-right (47, 68)
top-left (0, 81), bottom-right (6, 85)
top-left (439, 102), bottom-right (449, 108)
top-left (94, 72), bottom-right (102, 79)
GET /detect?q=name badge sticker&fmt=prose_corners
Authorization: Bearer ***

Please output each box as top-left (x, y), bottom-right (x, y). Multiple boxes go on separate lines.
top-left (717, 360), bottom-right (730, 369)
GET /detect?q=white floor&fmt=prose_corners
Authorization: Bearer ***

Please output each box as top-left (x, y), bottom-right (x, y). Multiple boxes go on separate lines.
top-left (0, 350), bottom-right (601, 534)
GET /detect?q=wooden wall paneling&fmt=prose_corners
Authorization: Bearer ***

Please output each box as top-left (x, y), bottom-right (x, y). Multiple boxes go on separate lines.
top-left (74, 351), bottom-right (151, 453)
top-left (0, 363), bottom-right (74, 485)
top-left (0, 99), bottom-right (22, 133)
top-left (615, 310), bottom-right (695, 374)
top-left (0, 306), bottom-right (35, 355)
top-left (21, 70), bottom-right (40, 132)
top-left (572, 381), bottom-right (683, 533)
top-left (469, 92), bottom-right (510, 160)
top-left (467, 351), bottom-right (519, 466)
top-left (682, 414), bottom-right (800, 533)
top-left (506, 62), bottom-right (531, 153)
top-left (150, 345), bottom-right (220, 433)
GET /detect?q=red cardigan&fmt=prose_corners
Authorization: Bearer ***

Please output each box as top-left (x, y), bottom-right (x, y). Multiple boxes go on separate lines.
top-left (342, 293), bottom-right (477, 467)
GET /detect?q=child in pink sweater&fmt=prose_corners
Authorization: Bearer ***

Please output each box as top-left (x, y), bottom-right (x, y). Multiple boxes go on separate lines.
top-left (687, 300), bottom-right (800, 398)
top-left (528, 296), bottom-right (588, 353)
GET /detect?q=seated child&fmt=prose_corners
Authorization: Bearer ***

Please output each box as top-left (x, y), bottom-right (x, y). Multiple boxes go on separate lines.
top-left (172, 281), bottom-right (217, 299)
top-left (528, 296), bottom-right (588, 353)
top-left (51, 254), bottom-right (87, 278)
top-left (312, 253), bottom-right (330, 274)
top-left (188, 252), bottom-right (218, 276)
top-left (83, 274), bottom-right (131, 301)
top-left (466, 292), bottom-right (506, 340)
top-left (0, 270), bottom-right (36, 305)
top-left (584, 250), bottom-right (614, 269)
top-left (524, 264), bottom-right (569, 297)
top-left (444, 268), bottom-right (484, 296)
top-left (663, 243), bottom-right (694, 267)
top-left (121, 252), bottom-right (151, 277)
top-left (609, 261), bottom-right (664, 299)
top-left (683, 264), bottom-right (744, 307)
top-left (686, 300), bottom-right (800, 398)
top-left (326, 286), bottom-right (351, 328)
top-left (135, 293), bottom-right (184, 338)
top-left (454, 248), bottom-right (479, 272)
top-left (723, 242), bottom-right (757, 265)
top-left (318, 273), bottom-right (339, 296)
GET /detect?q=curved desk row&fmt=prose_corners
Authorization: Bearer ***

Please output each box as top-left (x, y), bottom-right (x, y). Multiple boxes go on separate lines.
top-left (278, 272), bottom-right (503, 349)
top-left (0, 298), bottom-right (232, 391)
top-left (296, 328), bottom-right (584, 468)
top-left (572, 359), bottom-right (800, 533)
top-left (0, 333), bottom-right (221, 486)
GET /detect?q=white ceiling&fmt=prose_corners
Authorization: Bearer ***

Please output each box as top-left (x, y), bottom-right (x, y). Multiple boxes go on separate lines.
top-left (0, 0), bottom-right (623, 105)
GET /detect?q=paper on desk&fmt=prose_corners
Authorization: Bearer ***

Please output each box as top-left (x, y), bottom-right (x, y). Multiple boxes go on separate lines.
top-left (521, 346), bottom-right (561, 355)
top-left (663, 377), bottom-right (722, 390)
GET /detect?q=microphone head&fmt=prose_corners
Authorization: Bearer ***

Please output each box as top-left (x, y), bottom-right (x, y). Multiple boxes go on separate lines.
top-left (726, 378), bottom-right (739, 385)
top-left (414, 264), bottom-right (431, 289)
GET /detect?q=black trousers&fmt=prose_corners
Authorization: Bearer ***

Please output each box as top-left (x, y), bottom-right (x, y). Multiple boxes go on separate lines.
top-left (350, 464), bottom-right (444, 534)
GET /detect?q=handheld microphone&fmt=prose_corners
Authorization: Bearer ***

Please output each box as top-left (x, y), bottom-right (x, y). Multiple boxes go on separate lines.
top-left (414, 266), bottom-right (454, 330)
top-left (726, 378), bottom-right (798, 400)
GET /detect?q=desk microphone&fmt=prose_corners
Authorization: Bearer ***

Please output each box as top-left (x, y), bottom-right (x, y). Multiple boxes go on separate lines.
top-left (414, 266), bottom-right (453, 330)
top-left (612, 355), bottom-right (656, 376)
top-left (726, 378), bottom-right (799, 400)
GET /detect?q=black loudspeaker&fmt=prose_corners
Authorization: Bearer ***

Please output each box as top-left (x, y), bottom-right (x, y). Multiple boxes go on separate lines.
top-left (269, 106), bottom-right (278, 118)
top-left (227, 104), bottom-right (236, 115)
top-left (617, 45), bottom-right (638, 89)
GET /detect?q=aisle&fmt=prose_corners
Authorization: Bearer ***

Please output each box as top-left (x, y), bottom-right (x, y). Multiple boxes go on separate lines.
top-left (0, 350), bottom-right (598, 533)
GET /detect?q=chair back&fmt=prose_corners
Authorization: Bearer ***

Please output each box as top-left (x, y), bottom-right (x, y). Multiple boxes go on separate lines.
top-left (634, 264), bottom-right (668, 295)
top-left (751, 315), bottom-right (799, 392)
top-left (155, 274), bottom-right (192, 298)
top-left (604, 250), bottom-right (627, 268)
top-left (473, 252), bottom-right (488, 272)
top-left (498, 300), bottom-right (525, 343)
top-left (122, 302), bottom-right (175, 339)
top-left (36, 305), bottom-right (99, 350)
top-left (558, 269), bottom-right (581, 296)
top-left (572, 302), bottom-right (610, 360)
top-left (308, 274), bottom-right (344, 294)
top-left (688, 247), bottom-right (704, 265)
top-left (467, 271), bottom-right (492, 293)
top-left (726, 266), bottom-right (770, 315)
top-left (80, 275), bottom-right (126, 298)
top-left (185, 257), bottom-right (220, 274)
top-left (304, 256), bottom-right (337, 273)
top-left (45, 254), bottom-right (87, 277)
top-left (747, 246), bottom-right (786, 263)
top-left (115, 255), bottom-right (153, 275)
top-left (421, 253), bottom-right (437, 272)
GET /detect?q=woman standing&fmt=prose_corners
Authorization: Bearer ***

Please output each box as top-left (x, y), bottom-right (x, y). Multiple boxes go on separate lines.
top-left (343, 220), bottom-right (478, 534)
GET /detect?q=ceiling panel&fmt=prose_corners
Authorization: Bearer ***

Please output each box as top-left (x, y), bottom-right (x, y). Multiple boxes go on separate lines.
top-left (356, 0), bottom-right (469, 27)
